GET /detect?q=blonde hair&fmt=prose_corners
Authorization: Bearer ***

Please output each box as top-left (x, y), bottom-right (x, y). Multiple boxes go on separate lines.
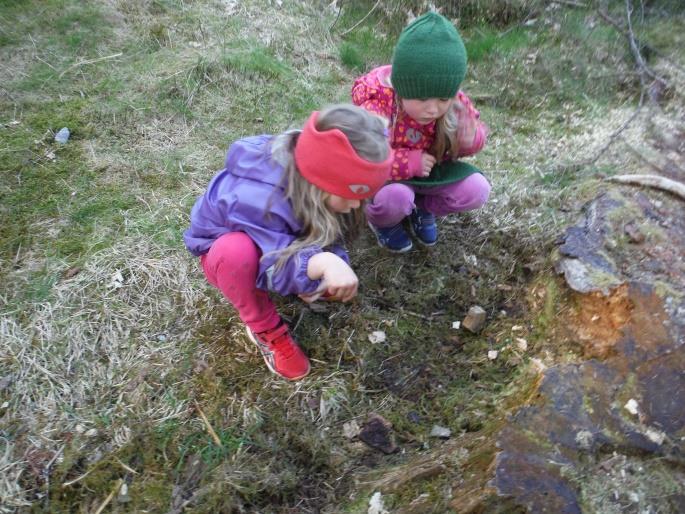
top-left (394, 98), bottom-right (459, 160)
top-left (268, 104), bottom-right (389, 269)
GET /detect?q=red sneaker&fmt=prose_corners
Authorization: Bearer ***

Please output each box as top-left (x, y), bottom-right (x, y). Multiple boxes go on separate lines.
top-left (246, 323), bottom-right (310, 380)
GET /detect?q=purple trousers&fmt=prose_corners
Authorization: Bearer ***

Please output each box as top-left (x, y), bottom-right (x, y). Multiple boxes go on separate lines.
top-left (366, 173), bottom-right (491, 228)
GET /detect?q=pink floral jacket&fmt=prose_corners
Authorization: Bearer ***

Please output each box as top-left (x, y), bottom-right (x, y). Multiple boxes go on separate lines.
top-left (352, 65), bottom-right (487, 181)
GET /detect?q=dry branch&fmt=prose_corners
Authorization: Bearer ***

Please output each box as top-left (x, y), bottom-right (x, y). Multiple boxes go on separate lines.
top-left (552, 0), bottom-right (587, 7)
top-left (597, 3), bottom-right (668, 87)
top-left (340, 0), bottom-right (380, 37)
top-left (194, 401), bottom-right (223, 447)
top-left (93, 479), bottom-right (122, 514)
top-left (606, 174), bottom-right (685, 200)
top-left (58, 52), bottom-right (123, 79)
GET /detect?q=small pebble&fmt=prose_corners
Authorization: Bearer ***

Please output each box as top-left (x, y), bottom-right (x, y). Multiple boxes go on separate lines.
top-left (462, 305), bottom-right (486, 333)
top-left (54, 127), bottom-right (70, 144)
top-left (624, 398), bottom-right (639, 415)
top-left (368, 331), bottom-right (386, 344)
top-left (515, 338), bottom-right (528, 351)
top-left (429, 425), bottom-right (451, 438)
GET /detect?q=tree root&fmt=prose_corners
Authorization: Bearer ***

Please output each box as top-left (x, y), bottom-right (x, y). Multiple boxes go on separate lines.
top-left (606, 174), bottom-right (685, 200)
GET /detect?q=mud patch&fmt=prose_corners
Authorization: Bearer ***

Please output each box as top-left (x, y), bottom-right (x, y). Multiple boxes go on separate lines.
top-left (569, 285), bottom-right (632, 358)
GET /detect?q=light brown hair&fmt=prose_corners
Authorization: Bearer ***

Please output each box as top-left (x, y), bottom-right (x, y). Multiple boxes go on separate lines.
top-left (268, 104), bottom-right (389, 269)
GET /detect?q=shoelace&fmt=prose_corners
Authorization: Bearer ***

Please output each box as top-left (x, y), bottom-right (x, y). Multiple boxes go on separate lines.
top-left (416, 210), bottom-right (435, 225)
top-left (384, 223), bottom-right (406, 237)
top-left (262, 323), bottom-right (296, 359)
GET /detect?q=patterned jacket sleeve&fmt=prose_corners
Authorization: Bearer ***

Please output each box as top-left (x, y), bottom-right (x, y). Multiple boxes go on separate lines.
top-left (351, 74), bottom-right (393, 120)
top-left (390, 148), bottom-right (424, 180)
top-left (454, 91), bottom-right (488, 158)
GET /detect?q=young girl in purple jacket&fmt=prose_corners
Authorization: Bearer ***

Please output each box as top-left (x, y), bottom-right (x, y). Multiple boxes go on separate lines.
top-left (184, 105), bottom-right (392, 380)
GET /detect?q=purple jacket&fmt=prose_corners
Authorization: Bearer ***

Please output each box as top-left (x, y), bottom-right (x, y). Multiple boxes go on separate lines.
top-left (183, 135), bottom-right (349, 296)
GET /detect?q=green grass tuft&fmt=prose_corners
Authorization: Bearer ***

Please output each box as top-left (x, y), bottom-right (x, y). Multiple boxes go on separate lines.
top-left (465, 26), bottom-right (531, 62)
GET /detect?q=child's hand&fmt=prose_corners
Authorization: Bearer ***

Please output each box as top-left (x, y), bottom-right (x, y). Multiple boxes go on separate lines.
top-left (419, 152), bottom-right (436, 177)
top-left (453, 95), bottom-right (479, 150)
top-left (321, 260), bottom-right (358, 302)
top-left (306, 252), bottom-right (359, 303)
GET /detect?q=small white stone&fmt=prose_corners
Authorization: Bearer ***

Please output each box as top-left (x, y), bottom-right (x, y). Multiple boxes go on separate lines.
top-left (451, 321), bottom-right (460, 329)
top-left (54, 127), bottom-right (70, 144)
top-left (368, 491), bottom-right (388, 514)
top-left (85, 428), bottom-right (98, 438)
top-left (108, 270), bottom-right (125, 289)
top-left (624, 398), bottom-right (639, 416)
top-left (75, 424), bottom-right (86, 434)
top-left (575, 430), bottom-right (594, 450)
top-left (515, 338), bottom-right (528, 351)
top-left (429, 425), bottom-right (452, 438)
top-left (343, 420), bottom-right (360, 440)
top-left (368, 331), bottom-right (386, 344)
top-left (487, 350), bottom-right (498, 360)
top-left (645, 428), bottom-right (665, 445)
top-left (530, 358), bottom-right (547, 372)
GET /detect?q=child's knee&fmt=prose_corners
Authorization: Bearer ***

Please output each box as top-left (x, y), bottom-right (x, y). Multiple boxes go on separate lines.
top-left (368, 183), bottom-right (415, 218)
top-left (207, 232), bottom-right (260, 273)
top-left (466, 173), bottom-right (491, 208)
top-left (447, 173), bottom-right (490, 211)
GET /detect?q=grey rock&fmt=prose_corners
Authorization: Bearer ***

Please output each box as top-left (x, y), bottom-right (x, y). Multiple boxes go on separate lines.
top-left (54, 127), bottom-right (70, 144)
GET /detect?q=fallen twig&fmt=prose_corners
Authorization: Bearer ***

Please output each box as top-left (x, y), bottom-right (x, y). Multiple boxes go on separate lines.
top-left (62, 467), bottom-right (95, 488)
top-left (329, 0), bottom-right (345, 31)
top-left (595, 9), bottom-right (684, 75)
top-left (114, 456), bottom-right (138, 475)
top-left (340, 0), bottom-right (380, 37)
top-left (606, 174), bottom-right (685, 200)
top-left (552, 0), bottom-right (587, 7)
top-left (623, 0), bottom-right (666, 87)
top-left (194, 401), bottom-right (223, 447)
top-left (58, 52), bottom-right (123, 79)
top-left (93, 479), bottom-right (122, 514)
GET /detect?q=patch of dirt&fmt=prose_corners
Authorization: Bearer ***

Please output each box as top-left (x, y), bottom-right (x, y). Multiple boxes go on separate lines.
top-left (569, 285), bottom-right (633, 358)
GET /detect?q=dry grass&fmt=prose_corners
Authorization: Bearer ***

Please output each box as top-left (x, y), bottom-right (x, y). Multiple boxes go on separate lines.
top-left (1, 0), bottom-right (684, 511)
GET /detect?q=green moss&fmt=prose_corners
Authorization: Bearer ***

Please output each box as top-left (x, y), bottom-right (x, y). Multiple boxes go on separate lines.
top-left (651, 280), bottom-right (684, 300)
top-left (538, 276), bottom-right (561, 331)
top-left (4, 1), bottom-right (684, 512)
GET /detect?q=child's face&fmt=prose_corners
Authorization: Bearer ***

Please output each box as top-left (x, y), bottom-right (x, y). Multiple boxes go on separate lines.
top-left (402, 97), bottom-right (453, 125)
top-left (325, 194), bottom-right (361, 214)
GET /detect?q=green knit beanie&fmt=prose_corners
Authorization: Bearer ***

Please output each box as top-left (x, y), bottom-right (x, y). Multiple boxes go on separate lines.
top-left (391, 12), bottom-right (467, 99)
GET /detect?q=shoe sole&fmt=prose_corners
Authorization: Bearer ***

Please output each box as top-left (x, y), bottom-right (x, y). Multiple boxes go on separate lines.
top-left (368, 222), bottom-right (413, 253)
top-left (245, 327), bottom-right (310, 381)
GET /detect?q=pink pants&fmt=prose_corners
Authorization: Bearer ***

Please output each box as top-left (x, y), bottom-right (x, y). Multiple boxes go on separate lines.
top-left (200, 232), bottom-right (281, 333)
top-left (366, 173), bottom-right (491, 228)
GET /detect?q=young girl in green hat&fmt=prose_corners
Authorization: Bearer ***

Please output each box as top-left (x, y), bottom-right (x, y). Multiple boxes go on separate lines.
top-left (352, 11), bottom-right (490, 252)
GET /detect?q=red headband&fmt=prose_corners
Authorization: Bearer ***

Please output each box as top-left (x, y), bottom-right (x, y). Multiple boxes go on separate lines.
top-left (294, 112), bottom-right (392, 200)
